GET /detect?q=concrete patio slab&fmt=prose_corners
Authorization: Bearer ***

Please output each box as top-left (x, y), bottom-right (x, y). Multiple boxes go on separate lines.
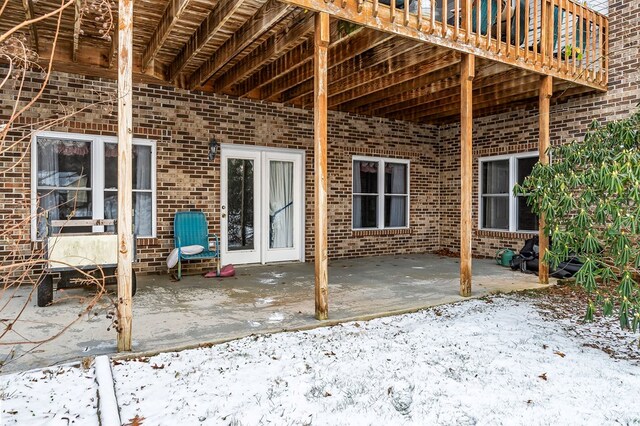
top-left (0, 254), bottom-right (546, 374)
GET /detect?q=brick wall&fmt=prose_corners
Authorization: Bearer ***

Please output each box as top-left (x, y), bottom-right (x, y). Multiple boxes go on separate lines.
top-left (438, 0), bottom-right (640, 258)
top-left (0, 71), bottom-right (439, 275)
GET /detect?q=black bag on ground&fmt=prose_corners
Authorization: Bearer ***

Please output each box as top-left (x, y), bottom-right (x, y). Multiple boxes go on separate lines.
top-left (510, 236), bottom-right (583, 278)
top-left (510, 236), bottom-right (539, 273)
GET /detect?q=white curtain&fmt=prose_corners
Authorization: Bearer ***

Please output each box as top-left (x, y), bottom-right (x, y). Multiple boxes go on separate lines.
top-left (353, 161), bottom-right (363, 228)
top-left (36, 140), bottom-right (60, 238)
top-left (269, 161), bottom-right (293, 249)
top-left (388, 163), bottom-right (406, 227)
top-left (134, 145), bottom-right (152, 236)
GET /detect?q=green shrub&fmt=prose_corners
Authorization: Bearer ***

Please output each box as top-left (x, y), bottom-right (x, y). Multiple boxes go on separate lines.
top-left (515, 110), bottom-right (640, 329)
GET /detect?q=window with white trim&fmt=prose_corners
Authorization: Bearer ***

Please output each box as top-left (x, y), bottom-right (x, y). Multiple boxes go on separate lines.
top-left (479, 152), bottom-right (538, 232)
top-left (32, 132), bottom-right (156, 240)
top-left (352, 156), bottom-right (409, 229)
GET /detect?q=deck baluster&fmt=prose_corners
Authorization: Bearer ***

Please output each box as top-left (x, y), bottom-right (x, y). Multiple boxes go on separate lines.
top-left (442, 0), bottom-right (448, 37)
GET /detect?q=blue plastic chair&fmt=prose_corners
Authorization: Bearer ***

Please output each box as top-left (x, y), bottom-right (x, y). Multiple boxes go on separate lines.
top-left (173, 211), bottom-right (220, 280)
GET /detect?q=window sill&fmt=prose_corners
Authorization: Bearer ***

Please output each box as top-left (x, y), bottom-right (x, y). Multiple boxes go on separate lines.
top-left (352, 228), bottom-right (412, 237)
top-left (477, 229), bottom-right (537, 239)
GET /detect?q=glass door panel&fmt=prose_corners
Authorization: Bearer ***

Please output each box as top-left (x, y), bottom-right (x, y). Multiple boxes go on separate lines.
top-left (263, 152), bottom-right (302, 263)
top-left (268, 160), bottom-right (294, 249)
top-left (227, 158), bottom-right (255, 251)
top-left (221, 150), bottom-right (261, 265)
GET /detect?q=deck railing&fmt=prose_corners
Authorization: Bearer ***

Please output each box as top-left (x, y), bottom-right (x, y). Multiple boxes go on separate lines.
top-left (355, 0), bottom-right (608, 87)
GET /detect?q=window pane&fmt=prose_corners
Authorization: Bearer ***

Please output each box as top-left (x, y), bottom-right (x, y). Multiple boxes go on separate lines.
top-left (104, 190), bottom-right (117, 233)
top-left (227, 159), bottom-right (255, 251)
top-left (37, 138), bottom-right (91, 188)
top-left (102, 191), bottom-right (153, 236)
top-left (481, 160), bottom-right (509, 194)
top-left (517, 196), bottom-right (538, 231)
top-left (134, 145), bottom-right (152, 190)
top-left (384, 195), bottom-right (407, 227)
top-left (36, 189), bottom-right (92, 237)
top-left (134, 192), bottom-right (153, 236)
top-left (482, 196), bottom-right (509, 229)
top-left (353, 161), bottom-right (378, 193)
top-left (105, 143), bottom-right (117, 189)
top-left (105, 143), bottom-right (152, 190)
top-left (353, 195), bottom-right (377, 228)
top-left (517, 156), bottom-right (538, 185)
top-left (384, 163), bottom-right (407, 194)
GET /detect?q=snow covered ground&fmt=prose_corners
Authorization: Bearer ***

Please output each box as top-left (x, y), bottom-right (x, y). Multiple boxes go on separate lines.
top-left (2, 294), bottom-right (639, 425)
top-left (0, 365), bottom-right (98, 425)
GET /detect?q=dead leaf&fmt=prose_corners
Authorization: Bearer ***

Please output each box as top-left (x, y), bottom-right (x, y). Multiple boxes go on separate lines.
top-left (538, 373), bottom-right (548, 381)
top-left (124, 415), bottom-right (145, 426)
top-left (151, 363), bottom-right (165, 370)
top-left (112, 359), bottom-right (123, 366)
top-left (554, 351), bottom-right (566, 358)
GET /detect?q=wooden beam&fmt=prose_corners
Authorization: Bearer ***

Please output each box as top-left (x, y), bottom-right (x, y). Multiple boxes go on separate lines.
top-left (22, 0), bottom-right (39, 53)
top-left (538, 74), bottom-right (553, 285)
top-left (72, 0), bottom-right (81, 62)
top-left (314, 11), bottom-right (329, 321)
top-left (189, 0), bottom-right (291, 90)
top-left (415, 79), bottom-right (574, 122)
top-left (167, 0), bottom-right (246, 81)
top-left (365, 62), bottom-right (511, 117)
top-left (390, 69), bottom-right (535, 120)
top-left (460, 53), bottom-right (474, 298)
top-left (281, 36), bottom-right (421, 105)
top-left (276, 0), bottom-right (607, 92)
top-left (107, 26), bottom-right (117, 69)
top-left (231, 39), bottom-right (313, 97)
top-left (354, 64), bottom-right (461, 114)
top-left (116, 0), bottom-right (134, 352)
top-left (331, 50), bottom-right (460, 109)
top-left (142, 0), bottom-right (192, 71)
top-left (256, 28), bottom-right (392, 102)
top-left (210, 14), bottom-right (314, 93)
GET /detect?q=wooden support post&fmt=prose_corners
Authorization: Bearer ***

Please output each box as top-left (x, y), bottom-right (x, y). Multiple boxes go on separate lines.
top-left (538, 75), bottom-right (552, 285)
top-left (460, 53), bottom-right (474, 298)
top-left (314, 12), bottom-right (330, 320)
top-left (116, 0), bottom-right (134, 352)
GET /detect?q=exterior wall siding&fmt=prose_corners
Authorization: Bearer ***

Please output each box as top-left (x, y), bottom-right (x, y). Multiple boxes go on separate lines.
top-left (0, 72), bottom-right (439, 275)
top-left (1, 0), bottom-right (637, 275)
top-left (438, 0), bottom-right (640, 258)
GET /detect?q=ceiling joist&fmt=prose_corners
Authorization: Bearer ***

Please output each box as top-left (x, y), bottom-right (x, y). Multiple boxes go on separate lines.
top-left (72, 0), bottom-right (81, 62)
top-left (281, 35), bottom-right (422, 105)
top-left (167, 0), bottom-right (247, 81)
top-left (142, 0), bottom-right (192, 71)
top-left (257, 28), bottom-right (393, 102)
top-left (188, 0), bottom-right (291, 90)
top-left (210, 12), bottom-right (314, 93)
top-left (21, 0), bottom-right (39, 54)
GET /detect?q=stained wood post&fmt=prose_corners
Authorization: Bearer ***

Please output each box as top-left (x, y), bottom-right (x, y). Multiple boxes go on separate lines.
top-left (314, 12), bottom-right (329, 320)
top-left (460, 53), bottom-right (474, 298)
top-left (116, 0), bottom-right (134, 351)
top-left (538, 75), bottom-right (553, 285)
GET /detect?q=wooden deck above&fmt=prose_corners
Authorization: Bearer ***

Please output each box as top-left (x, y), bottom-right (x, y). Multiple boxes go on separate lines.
top-left (0, 0), bottom-right (608, 123)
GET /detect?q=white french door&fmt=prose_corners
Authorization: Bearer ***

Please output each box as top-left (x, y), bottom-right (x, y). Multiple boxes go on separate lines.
top-left (220, 146), bottom-right (304, 265)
